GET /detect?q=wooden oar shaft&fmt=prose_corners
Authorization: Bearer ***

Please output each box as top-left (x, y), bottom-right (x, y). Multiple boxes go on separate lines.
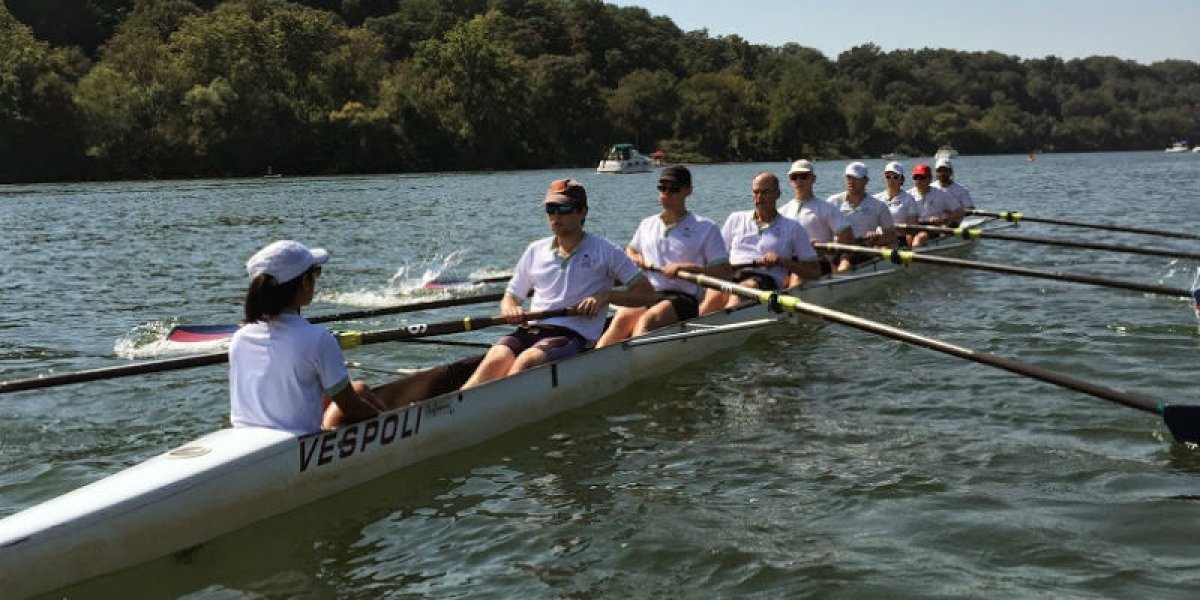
top-left (675, 270), bottom-right (1166, 418)
top-left (817, 243), bottom-right (1195, 299)
top-left (970, 209), bottom-right (1200, 241)
top-left (897, 224), bottom-right (1200, 261)
top-left (0, 308), bottom-right (570, 394)
top-left (306, 292), bottom-right (505, 325)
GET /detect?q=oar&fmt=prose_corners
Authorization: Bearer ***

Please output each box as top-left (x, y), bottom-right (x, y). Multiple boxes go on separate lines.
top-left (970, 209), bottom-right (1200, 241)
top-left (167, 291), bottom-right (506, 343)
top-left (674, 269), bottom-right (1200, 444)
top-left (0, 308), bottom-right (570, 394)
top-left (816, 242), bottom-right (1199, 299)
top-left (897, 224), bottom-right (1200, 262)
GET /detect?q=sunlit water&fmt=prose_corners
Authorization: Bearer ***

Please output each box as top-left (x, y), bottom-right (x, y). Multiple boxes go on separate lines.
top-left (2, 152), bottom-right (1200, 598)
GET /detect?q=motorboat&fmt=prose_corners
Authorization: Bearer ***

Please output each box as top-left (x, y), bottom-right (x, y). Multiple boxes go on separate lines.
top-left (596, 144), bottom-right (652, 174)
top-left (934, 145), bottom-right (959, 161)
top-left (1165, 140), bottom-right (1190, 153)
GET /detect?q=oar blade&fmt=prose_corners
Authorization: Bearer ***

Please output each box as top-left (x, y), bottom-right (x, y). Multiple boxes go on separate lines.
top-left (1163, 405), bottom-right (1200, 445)
top-left (166, 325), bottom-right (239, 343)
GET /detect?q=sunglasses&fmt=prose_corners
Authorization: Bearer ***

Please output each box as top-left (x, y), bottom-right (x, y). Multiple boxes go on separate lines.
top-left (912, 174), bottom-right (930, 180)
top-left (657, 184), bottom-right (682, 193)
top-left (789, 173), bottom-right (812, 181)
top-left (544, 203), bottom-right (580, 215)
top-left (884, 174), bottom-right (903, 180)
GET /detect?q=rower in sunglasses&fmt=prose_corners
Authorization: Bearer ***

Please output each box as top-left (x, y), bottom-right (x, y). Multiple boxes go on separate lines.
top-left (596, 165), bottom-right (732, 348)
top-left (779, 159), bottom-right (855, 274)
top-left (907, 163), bottom-right (960, 247)
top-left (462, 178), bottom-right (656, 389)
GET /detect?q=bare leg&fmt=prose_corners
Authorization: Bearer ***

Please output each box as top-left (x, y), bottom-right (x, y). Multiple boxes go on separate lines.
top-left (698, 289), bottom-right (727, 315)
top-left (724, 278), bottom-right (760, 309)
top-left (597, 306), bottom-right (647, 347)
top-left (461, 345), bottom-right (517, 389)
top-left (508, 347), bottom-right (550, 376)
top-left (631, 300), bottom-right (679, 336)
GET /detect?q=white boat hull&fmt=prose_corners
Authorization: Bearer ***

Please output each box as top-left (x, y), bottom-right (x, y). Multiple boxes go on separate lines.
top-left (0, 228), bottom-right (986, 597)
top-left (596, 157), bottom-right (652, 174)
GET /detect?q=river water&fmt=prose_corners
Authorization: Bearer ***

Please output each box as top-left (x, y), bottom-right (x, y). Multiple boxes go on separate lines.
top-left (2, 152), bottom-right (1199, 598)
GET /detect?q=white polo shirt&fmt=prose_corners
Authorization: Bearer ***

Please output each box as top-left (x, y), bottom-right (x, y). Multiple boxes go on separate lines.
top-left (908, 186), bottom-right (959, 222)
top-left (779, 197), bottom-right (851, 243)
top-left (507, 232), bottom-right (644, 343)
top-left (933, 180), bottom-right (975, 210)
top-left (721, 210), bottom-right (818, 288)
top-left (874, 189), bottom-right (919, 224)
top-left (629, 211), bottom-right (728, 299)
top-left (827, 192), bottom-right (896, 239)
top-left (229, 313), bottom-right (350, 435)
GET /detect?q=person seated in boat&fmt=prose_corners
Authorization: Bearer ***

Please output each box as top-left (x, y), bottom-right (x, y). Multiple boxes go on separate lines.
top-left (874, 161), bottom-right (919, 243)
top-left (229, 240), bottom-right (385, 435)
top-left (826, 162), bottom-right (896, 270)
top-left (699, 172), bottom-right (822, 312)
top-left (778, 159), bottom-right (854, 273)
top-left (461, 178), bottom-right (657, 389)
top-left (596, 166), bottom-right (732, 348)
top-left (931, 157), bottom-right (975, 223)
top-left (907, 163), bottom-right (960, 247)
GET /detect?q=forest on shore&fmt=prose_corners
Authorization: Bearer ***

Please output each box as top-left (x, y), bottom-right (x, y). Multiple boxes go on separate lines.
top-left (2, 0), bottom-right (1199, 183)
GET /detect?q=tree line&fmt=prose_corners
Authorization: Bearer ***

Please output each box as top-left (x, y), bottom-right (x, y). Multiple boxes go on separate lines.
top-left (2, 0), bottom-right (1198, 183)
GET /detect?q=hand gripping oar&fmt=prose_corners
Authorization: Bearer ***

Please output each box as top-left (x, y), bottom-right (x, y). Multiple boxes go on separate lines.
top-left (969, 210), bottom-right (1200, 241)
top-left (897, 224), bottom-right (1200, 262)
top-left (0, 308), bottom-right (572, 394)
top-left (673, 269), bottom-right (1200, 444)
top-left (167, 291), bottom-right (505, 343)
top-left (816, 242), bottom-right (1197, 299)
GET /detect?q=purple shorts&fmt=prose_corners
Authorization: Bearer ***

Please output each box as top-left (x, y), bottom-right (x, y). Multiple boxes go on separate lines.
top-left (497, 324), bottom-right (588, 362)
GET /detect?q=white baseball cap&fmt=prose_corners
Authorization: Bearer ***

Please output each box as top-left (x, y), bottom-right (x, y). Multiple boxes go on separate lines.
top-left (884, 161), bottom-right (905, 175)
top-left (246, 240), bottom-right (329, 283)
top-left (787, 159), bottom-right (814, 175)
top-left (844, 161), bottom-right (868, 179)
top-left (935, 157), bottom-right (953, 170)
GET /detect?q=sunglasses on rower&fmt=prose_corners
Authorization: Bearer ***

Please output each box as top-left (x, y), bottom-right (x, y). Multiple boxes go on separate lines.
top-left (912, 174), bottom-right (930, 180)
top-left (544, 203), bottom-right (580, 215)
top-left (657, 184), bottom-right (682, 193)
top-left (789, 173), bottom-right (812, 181)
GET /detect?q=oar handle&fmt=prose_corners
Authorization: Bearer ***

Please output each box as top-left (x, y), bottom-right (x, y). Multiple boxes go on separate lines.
top-left (1, 308), bottom-right (575, 395)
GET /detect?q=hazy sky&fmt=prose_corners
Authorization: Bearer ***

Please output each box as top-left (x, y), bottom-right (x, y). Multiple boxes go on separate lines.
top-left (609, 0), bottom-right (1200, 65)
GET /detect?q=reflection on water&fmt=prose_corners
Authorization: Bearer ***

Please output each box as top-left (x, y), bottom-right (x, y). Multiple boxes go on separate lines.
top-left (4, 152), bottom-right (1200, 597)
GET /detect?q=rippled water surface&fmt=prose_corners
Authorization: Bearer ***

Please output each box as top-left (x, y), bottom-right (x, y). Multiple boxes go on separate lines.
top-left (3, 152), bottom-right (1200, 598)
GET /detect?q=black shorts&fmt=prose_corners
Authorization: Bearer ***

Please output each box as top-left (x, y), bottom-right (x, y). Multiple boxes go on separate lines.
top-left (733, 269), bottom-right (778, 291)
top-left (658, 291), bottom-right (700, 320)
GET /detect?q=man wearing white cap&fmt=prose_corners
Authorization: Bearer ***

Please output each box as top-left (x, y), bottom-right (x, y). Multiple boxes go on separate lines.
top-left (230, 240), bottom-right (384, 434)
top-left (826, 162), bottom-right (895, 269)
top-left (463, 178), bottom-right (656, 388)
top-left (873, 161), bottom-right (919, 238)
top-left (932, 157), bottom-right (974, 222)
top-left (779, 158), bottom-right (854, 273)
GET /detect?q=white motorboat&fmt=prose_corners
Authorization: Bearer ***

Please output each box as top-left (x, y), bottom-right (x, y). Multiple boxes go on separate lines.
top-left (596, 143), bottom-right (653, 174)
top-left (0, 222), bottom-right (993, 598)
top-left (1165, 140), bottom-right (1190, 153)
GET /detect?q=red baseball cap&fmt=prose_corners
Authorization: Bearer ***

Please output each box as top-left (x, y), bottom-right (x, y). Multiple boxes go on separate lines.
top-left (912, 163), bottom-right (932, 177)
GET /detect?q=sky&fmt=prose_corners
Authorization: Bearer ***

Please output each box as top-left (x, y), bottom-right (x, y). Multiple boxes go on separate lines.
top-left (609, 0), bottom-right (1200, 65)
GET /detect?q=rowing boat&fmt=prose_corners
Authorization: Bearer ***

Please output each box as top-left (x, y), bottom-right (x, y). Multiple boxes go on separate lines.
top-left (0, 219), bottom-right (994, 597)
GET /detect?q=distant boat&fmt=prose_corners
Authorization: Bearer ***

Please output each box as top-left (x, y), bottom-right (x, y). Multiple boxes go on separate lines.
top-left (596, 144), bottom-right (652, 174)
top-left (1165, 140), bottom-right (1190, 153)
top-left (881, 151), bottom-right (908, 160)
top-left (934, 145), bottom-right (959, 161)
top-left (263, 166), bottom-right (282, 178)
top-left (1193, 147), bottom-right (1200, 153)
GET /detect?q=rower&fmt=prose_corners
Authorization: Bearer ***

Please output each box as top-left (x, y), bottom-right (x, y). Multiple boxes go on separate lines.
top-left (826, 161), bottom-right (896, 269)
top-left (596, 165), bottom-right (731, 347)
top-left (907, 163), bottom-right (960, 247)
top-left (229, 240), bottom-right (384, 434)
top-left (461, 179), bottom-right (656, 389)
top-left (699, 171), bottom-right (821, 312)
top-left (873, 161), bottom-right (919, 242)
top-left (779, 158), bottom-right (854, 273)
top-left (931, 157), bottom-right (975, 220)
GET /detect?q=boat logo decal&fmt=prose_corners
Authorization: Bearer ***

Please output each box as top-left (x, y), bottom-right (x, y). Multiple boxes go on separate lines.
top-left (168, 446), bottom-right (211, 459)
top-left (424, 397), bottom-right (454, 418)
top-left (298, 405), bottom-right (422, 472)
